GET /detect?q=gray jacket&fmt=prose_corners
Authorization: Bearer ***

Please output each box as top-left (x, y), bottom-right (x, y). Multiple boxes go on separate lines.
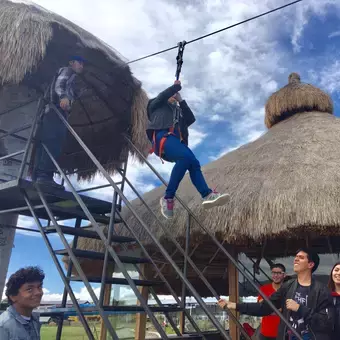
top-left (146, 84), bottom-right (196, 145)
top-left (0, 305), bottom-right (41, 340)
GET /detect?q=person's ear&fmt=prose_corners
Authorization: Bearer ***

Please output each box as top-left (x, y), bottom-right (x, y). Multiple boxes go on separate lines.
top-left (308, 262), bottom-right (315, 270)
top-left (9, 295), bottom-right (17, 303)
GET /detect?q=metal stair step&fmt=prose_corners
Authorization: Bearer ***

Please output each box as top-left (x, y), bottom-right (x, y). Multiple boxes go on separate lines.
top-left (69, 276), bottom-right (163, 286)
top-left (47, 206), bottom-right (117, 224)
top-left (45, 226), bottom-right (134, 243)
top-left (54, 249), bottom-right (150, 264)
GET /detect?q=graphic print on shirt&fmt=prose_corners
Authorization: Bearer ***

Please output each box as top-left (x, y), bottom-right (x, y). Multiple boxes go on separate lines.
top-left (289, 285), bottom-right (310, 335)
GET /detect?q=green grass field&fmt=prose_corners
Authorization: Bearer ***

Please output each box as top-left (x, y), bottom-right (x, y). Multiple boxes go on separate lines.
top-left (40, 319), bottom-right (176, 339)
top-left (41, 324), bottom-right (100, 340)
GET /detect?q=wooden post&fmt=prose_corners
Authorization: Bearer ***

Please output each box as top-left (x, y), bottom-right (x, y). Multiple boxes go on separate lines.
top-left (179, 312), bottom-right (185, 334)
top-left (99, 264), bottom-right (114, 340)
top-left (179, 213), bottom-right (191, 335)
top-left (228, 248), bottom-right (239, 340)
top-left (135, 264), bottom-right (149, 340)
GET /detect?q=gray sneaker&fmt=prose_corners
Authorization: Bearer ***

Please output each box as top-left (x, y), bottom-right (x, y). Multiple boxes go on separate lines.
top-left (202, 191), bottom-right (230, 209)
top-left (160, 197), bottom-right (174, 219)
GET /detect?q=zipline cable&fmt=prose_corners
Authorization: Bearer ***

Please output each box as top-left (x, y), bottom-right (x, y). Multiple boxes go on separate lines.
top-left (127, 0), bottom-right (303, 64)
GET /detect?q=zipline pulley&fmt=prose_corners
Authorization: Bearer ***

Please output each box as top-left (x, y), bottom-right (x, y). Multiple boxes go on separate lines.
top-left (175, 41), bottom-right (186, 80)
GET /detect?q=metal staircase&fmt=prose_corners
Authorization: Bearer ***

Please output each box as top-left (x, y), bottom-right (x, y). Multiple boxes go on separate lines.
top-left (0, 101), bottom-right (304, 340)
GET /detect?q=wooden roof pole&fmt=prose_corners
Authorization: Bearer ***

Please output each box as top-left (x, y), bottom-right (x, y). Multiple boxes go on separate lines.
top-left (99, 264), bottom-right (114, 340)
top-left (135, 264), bottom-right (149, 340)
top-left (228, 247), bottom-right (240, 340)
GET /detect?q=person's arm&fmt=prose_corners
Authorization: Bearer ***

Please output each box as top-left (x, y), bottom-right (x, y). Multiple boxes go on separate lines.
top-left (55, 67), bottom-right (74, 110)
top-left (296, 287), bottom-right (334, 333)
top-left (179, 100), bottom-right (196, 127)
top-left (55, 67), bottom-right (74, 100)
top-left (148, 83), bottom-right (182, 112)
top-left (237, 285), bottom-right (284, 317)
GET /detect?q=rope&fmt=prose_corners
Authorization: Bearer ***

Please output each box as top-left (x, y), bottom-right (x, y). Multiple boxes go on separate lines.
top-left (127, 0), bottom-right (303, 64)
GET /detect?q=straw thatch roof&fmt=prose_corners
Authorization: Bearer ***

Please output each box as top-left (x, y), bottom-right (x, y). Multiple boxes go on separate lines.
top-left (114, 73), bottom-right (340, 253)
top-left (0, 0), bottom-right (150, 179)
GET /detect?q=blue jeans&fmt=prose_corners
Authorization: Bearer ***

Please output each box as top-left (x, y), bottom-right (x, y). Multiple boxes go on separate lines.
top-left (155, 130), bottom-right (211, 199)
top-left (32, 106), bottom-right (68, 180)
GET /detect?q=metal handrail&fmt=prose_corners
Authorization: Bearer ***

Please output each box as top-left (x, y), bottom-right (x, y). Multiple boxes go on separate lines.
top-left (0, 150), bottom-right (24, 162)
top-left (41, 140), bottom-right (169, 339)
top-left (49, 104), bottom-right (232, 340)
top-left (115, 209), bottom-right (206, 339)
top-left (115, 163), bottom-right (250, 339)
top-left (22, 192), bottom-right (95, 340)
top-left (125, 136), bottom-right (303, 340)
top-left (35, 185), bottom-right (120, 340)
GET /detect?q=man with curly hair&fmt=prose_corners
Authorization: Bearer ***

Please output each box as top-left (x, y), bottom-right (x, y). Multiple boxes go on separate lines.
top-left (0, 266), bottom-right (45, 339)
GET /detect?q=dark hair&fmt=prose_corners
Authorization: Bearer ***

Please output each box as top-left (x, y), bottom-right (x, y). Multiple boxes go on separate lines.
top-left (328, 262), bottom-right (340, 292)
top-left (5, 267), bottom-right (45, 304)
top-left (296, 248), bottom-right (320, 273)
top-left (270, 263), bottom-right (286, 273)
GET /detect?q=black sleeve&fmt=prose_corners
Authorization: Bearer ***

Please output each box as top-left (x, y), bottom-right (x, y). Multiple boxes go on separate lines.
top-left (298, 286), bottom-right (334, 333)
top-left (237, 285), bottom-right (284, 317)
top-left (179, 100), bottom-right (196, 127)
top-left (148, 84), bottom-right (182, 112)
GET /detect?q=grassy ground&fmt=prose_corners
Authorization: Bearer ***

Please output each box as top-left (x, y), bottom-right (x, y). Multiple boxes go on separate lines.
top-left (41, 324), bottom-right (100, 340)
top-left (41, 320), bottom-right (176, 339)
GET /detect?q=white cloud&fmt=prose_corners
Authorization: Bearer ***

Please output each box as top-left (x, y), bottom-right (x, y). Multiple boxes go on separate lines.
top-left (318, 60), bottom-right (340, 95)
top-left (329, 31), bottom-right (340, 38)
top-left (41, 286), bottom-right (101, 302)
top-left (209, 114), bottom-right (224, 122)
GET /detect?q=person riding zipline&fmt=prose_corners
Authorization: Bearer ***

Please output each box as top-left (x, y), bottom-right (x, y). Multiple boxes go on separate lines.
top-left (146, 80), bottom-right (230, 219)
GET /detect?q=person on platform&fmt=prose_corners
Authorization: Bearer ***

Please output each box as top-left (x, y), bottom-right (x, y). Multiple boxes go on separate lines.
top-left (257, 263), bottom-right (286, 340)
top-left (218, 248), bottom-right (333, 340)
top-left (0, 266), bottom-right (44, 340)
top-left (147, 80), bottom-right (230, 219)
top-left (32, 56), bottom-right (85, 189)
top-left (328, 261), bottom-right (340, 340)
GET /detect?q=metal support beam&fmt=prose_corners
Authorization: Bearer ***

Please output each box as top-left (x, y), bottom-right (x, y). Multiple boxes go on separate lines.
top-left (41, 132), bottom-right (169, 339)
top-left (115, 210), bottom-right (206, 340)
top-left (115, 166), bottom-right (248, 340)
top-left (22, 191), bottom-right (95, 340)
top-left (34, 185), bottom-right (120, 340)
top-left (180, 213), bottom-right (191, 334)
top-left (56, 217), bottom-right (82, 340)
top-left (125, 136), bottom-right (303, 340)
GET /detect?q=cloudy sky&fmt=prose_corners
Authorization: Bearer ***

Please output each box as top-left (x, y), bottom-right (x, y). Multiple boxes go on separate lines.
top-left (5, 0), bottom-right (340, 302)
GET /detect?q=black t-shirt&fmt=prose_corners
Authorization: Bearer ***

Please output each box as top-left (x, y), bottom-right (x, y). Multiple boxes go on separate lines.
top-left (289, 284), bottom-right (311, 336)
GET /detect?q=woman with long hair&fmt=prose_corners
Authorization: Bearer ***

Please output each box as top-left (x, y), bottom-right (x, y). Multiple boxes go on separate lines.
top-left (328, 261), bottom-right (340, 339)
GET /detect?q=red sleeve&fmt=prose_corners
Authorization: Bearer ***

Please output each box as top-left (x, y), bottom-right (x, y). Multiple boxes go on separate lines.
top-left (258, 284), bottom-right (269, 302)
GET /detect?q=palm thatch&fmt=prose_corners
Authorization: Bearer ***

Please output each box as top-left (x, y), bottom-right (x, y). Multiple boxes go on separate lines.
top-left (265, 72), bottom-right (333, 128)
top-left (0, 0), bottom-right (150, 180)
top-left (115, 73), bottom-right (340, 252)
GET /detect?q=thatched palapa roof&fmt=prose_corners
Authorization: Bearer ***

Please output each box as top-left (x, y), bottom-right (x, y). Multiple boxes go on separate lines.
top-left (117, 72), bottom-right (340, 253)
top-left (0, 0), bottom-right (150, 179)
top-left (64, 72), bottom-right (340, 295)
